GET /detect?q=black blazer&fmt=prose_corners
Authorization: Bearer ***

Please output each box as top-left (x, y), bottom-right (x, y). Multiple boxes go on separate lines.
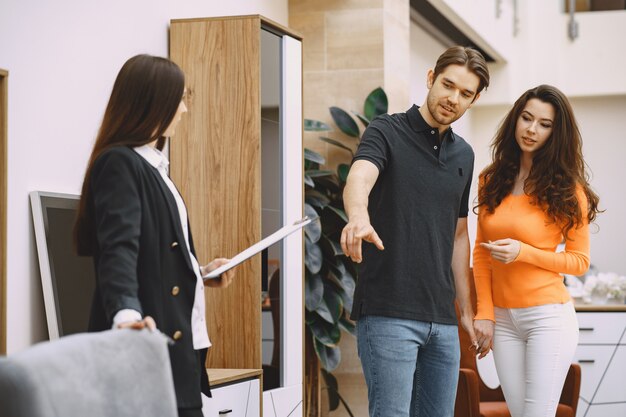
top-left (86, 146), bottom-right (209, 408)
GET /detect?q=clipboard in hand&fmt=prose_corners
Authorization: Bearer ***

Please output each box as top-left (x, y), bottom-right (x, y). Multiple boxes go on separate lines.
top-left (202, 216), bottom-right (312, 280)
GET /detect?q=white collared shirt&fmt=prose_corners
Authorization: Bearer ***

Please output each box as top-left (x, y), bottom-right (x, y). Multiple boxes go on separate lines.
top-left (111, 144), bottom-right (210, 349)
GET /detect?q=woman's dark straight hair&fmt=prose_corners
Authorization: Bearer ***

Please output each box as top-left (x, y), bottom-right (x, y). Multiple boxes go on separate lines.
top-left (74, 54), bottom-right (185, 254)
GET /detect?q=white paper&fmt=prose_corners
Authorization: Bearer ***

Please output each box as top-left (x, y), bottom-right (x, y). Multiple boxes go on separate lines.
top-left (202, 216), bottom-right (312, 280)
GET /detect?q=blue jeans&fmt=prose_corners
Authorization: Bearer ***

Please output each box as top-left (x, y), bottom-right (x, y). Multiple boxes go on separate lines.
top-left (357, 315), bottom-right (460, 417)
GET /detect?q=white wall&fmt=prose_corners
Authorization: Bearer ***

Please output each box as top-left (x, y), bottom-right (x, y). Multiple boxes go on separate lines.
top-left (431, 0), bottom-right (626, 103)
top-left (409, 20), bottom-right (446, 107)
top-left (570, 96), bottom-right (626, 273)
top-left (410, 1), bottom-right (626, 276)
top-left (0, 0), bottom-right (288, 354)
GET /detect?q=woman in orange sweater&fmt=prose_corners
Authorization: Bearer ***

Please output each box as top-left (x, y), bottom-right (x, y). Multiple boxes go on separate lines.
top-left (472, 84), bottom-right (600, 417)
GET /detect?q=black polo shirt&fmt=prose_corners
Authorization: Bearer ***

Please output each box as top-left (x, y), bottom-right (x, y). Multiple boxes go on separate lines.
top-left (350, 104), bottom-right (474, 325)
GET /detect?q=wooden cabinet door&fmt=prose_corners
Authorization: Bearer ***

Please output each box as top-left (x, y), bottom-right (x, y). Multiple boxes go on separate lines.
top-left (170, 16), bottom-right (262, 369)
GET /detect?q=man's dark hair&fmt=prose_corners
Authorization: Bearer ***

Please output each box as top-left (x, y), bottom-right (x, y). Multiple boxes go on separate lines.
top-left (433, 46), bottom-right (490, 94)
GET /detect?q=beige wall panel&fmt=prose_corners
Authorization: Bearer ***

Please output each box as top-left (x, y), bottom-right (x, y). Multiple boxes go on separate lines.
top-left (304, 68), bottom-right (384, 169)
top-left (302, 72), bottom-right (329, 124)
top-left (383, 0), bottom-right (410, 23)
top-left (323, 69), bottom-right (384, 118)
top-left (383, 72), bottom-right (410, 113)
top-left (289, 0), bottom-right (382, 14)
top-left (290, 12), bottom-right (326, 72)
top-left (383, 9), bottom-right (411, 111)
top-left (326, 10), bottom-right (384, 71)
top-left (291, 0), bottom-right (409, 167)
top-left (170, 17), bottom-right (261, 370)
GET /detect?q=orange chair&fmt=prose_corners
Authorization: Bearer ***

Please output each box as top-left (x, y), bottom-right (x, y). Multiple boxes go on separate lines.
top-left (454, 271), bottom-right (581, 417)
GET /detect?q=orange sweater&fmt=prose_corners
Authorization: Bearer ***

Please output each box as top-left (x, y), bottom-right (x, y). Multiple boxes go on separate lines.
top-left (473, 186), bottom-right (590, 321)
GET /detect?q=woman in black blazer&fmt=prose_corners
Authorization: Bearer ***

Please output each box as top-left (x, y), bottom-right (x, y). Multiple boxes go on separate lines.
top-left (74, 54), bottom-right (233, 417)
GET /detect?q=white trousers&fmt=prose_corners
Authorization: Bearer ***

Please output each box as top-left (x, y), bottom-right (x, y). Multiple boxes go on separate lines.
top-left (493, 301), bottom-right (579, 417)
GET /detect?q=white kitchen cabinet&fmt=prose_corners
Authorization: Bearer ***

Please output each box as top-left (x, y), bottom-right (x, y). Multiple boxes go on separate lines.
top-left (574, 309), bottom-right (626, 417)
top-left (202, 369), bottom-right (262, 417)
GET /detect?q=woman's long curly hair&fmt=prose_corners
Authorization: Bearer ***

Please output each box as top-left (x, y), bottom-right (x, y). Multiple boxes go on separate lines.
top-left (475, 84), bottom-right (600, 239)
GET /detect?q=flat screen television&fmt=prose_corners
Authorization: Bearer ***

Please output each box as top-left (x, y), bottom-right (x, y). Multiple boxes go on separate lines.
top-left (30, 191), bottom-right (94, 339)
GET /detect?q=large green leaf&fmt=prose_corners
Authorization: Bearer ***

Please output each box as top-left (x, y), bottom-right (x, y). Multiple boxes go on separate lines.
top-left (313, 175), bottom-right (341, 194)
top-left (336, 259), bottom-right (355, 292)
top-left (327, 259), bottom-right (346, 281)
top-left (326, 260), bottom-right (355, 312)
top-left (309, 309), bottom-right (341, 344)
top-left (314, 297), bottom-right (333, 324)
top-left (326, 205), bottom-right (349, 223)
top-left (314, 338), bottom-right (341, 372)
top-left (322, 369), bottom-right (340, 411)
top-left (337, 163), bottom-right (350, 184)
top-left (364, 87), bottom-right (388, 121)
top-left (318, 137), bottom-right (354, 156)
top-left (323, 282), bottom-right (344, 323)
top-left (305, 190), bottom-right (330, 209)
top-left (352, 112), bottom-right (370, 128)
top-left (319, 236), bottom-right (339, 260)
top-left (325, 268), bottom-right (343, 289)
top-left (326, 270), bottom-right (353, 313)
top-left (330, 107), bottom-right (360, 138)
top-left (304, 235), bottom-right (323, 274)
top-left (304, 148), bottom-right (326, 164)
top-left (327, 237), bottom-right (344, 257)
top-left (304, 175), bottom-right (314, 187)
top-left (304, 119), bottom-right (332, 132)
top-left (305, 272), bottom-right (324, 311)
top-left (304, 204), bottom-right (322, 243)
top-left (339, 270), bottom-right (355, 300)
top-left (339, 315), bottom-right (356, 336)
top-left (306, 169), bottom-right (334, 178)
top-left (305, 309), bottom-right (317, 325)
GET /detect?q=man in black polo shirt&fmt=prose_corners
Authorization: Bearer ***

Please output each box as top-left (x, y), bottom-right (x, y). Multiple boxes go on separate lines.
top-left (341, 46), bottom-right (490, 417)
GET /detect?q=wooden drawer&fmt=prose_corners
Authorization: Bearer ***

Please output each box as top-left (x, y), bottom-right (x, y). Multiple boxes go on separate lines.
top-left (577, 313), bottom-right (626, 344)
top-left (576, 398), bottom-right (589, 417)
top-left (593, 346), bottom-right (626, 403)
top-left (573, 345), bottom-right (614, 402)
top-left (263, 384), bottom-right (303, 417)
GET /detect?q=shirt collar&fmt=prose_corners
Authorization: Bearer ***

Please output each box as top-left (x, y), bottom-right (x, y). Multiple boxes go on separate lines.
top-left (407, 104), bottom-right (456, 141)
top-left (133, 144), bottom-right (170, 172)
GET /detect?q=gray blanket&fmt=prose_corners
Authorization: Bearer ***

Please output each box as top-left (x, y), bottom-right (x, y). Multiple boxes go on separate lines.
top-left (0, 329), bottom-right (177, 417)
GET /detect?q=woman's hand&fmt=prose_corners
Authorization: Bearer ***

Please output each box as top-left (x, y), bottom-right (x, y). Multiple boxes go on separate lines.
top-left (480, 238), bottom-right (521, 264)
top-left (473, 319), bottom-right (495, 359)
top-left (116, 315), bottom-right (157, 331)
top-left (203, 258), bottom-right (235, 288)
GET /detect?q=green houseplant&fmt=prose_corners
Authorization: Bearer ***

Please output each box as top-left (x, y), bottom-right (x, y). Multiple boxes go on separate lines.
top-left (303, 87), bottom-right (388, 416)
